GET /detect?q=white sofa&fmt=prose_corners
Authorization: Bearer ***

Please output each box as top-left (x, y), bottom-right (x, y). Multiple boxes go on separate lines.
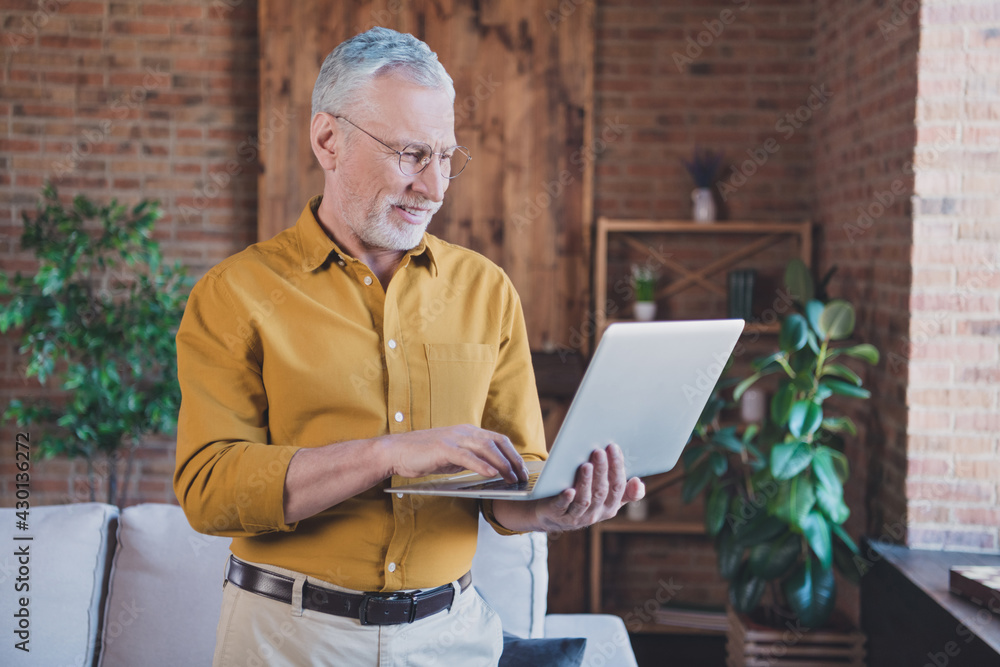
top-left (0, 502), bottom-right (637, 666)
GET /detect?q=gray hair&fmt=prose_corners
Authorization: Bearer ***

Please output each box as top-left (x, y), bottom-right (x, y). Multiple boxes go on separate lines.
top-left (311, 27), bottom-right (455, 119)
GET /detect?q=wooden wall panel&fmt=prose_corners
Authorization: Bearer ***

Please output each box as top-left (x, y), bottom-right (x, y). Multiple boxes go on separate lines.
top-left (258, 0), bottom-right (594, 350)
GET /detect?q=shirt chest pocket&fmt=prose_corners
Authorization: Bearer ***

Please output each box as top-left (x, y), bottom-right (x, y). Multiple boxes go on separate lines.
top-left (425, 343), bottom-right (497, 428)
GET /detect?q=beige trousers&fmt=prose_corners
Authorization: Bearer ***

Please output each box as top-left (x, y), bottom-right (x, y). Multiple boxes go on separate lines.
top-left (212, 558), bottom-right (503, 667)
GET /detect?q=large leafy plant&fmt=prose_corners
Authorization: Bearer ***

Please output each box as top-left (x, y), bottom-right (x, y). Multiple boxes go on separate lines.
top-left (682, 259), bottom-right (879, 629)
top-left (0, 185), bottom-right (190, 505)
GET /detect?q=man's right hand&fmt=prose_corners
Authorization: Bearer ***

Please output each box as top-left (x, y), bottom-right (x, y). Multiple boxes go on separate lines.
top-left (378, 424), bottom-right (528, 483)
top-left (283, 425), bottom-right (528, 524)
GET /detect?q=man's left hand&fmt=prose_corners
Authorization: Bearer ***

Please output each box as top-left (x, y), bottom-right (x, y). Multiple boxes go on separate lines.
top-left (493, 443), bottom-right (645, 533)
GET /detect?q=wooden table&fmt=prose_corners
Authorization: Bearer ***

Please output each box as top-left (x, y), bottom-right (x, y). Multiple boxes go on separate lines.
top-left (862, 540), bottom-right (1000, 665)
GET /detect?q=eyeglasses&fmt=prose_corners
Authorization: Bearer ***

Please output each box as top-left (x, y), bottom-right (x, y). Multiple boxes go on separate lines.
top-left (333, 115), bottom-right (471, 179)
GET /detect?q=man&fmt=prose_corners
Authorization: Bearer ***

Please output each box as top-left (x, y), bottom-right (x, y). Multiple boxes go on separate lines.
top-left (174, 27), bottom-right (644, 666)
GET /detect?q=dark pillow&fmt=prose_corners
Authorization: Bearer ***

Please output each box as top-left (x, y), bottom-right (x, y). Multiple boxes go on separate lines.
top-left (500, 631), bottom-right (587, 667)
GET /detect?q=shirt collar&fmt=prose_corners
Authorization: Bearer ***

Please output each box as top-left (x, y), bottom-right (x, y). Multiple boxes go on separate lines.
top-left (296, 195), bottom-right (438, 276)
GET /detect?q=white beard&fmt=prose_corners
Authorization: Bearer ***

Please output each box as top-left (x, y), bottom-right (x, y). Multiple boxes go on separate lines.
top-left (360, 203), bottom-right (430, 251)
top-left (338, 188), bottom-right (438, 252)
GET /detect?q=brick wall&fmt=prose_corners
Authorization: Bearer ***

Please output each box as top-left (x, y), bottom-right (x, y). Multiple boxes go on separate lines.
top-left (811, 0), bottom-right (921, 620)
top-left (0, 0), bottom-right (259, 506)
top-left (594, 0), bottom-right (816, 221)
top-left (905, 0), bottom-right (1000, 551)
top-left (812, 0), bottom-right (920, 539)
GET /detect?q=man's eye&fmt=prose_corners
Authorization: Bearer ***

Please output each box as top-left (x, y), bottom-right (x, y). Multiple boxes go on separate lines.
top-left (404, 151), bottom-right (429, 163)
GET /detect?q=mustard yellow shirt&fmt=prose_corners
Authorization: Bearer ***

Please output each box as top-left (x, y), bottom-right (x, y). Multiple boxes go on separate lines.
top-left (173, 197), bottom-right (547, 591)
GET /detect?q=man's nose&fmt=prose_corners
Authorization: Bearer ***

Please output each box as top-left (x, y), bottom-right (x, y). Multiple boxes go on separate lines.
top-left (411, 158), bottom-right (448, 202)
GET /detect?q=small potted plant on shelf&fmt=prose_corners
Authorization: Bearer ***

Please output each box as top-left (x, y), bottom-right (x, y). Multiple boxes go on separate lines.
top-left (682, 146), bottom-right (724, 223)
top-left (631, 263), bottom-right (658, 321)
top-left (681, 259), bottom-right (879, 664)
top-left (0, 184), bottom-right (191, 506)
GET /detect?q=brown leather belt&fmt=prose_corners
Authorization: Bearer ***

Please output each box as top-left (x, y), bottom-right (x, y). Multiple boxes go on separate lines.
top-left (225, 556), bottom-right (472, 625)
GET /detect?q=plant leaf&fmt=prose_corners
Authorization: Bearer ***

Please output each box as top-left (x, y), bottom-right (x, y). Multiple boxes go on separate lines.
top-left (717, 528), bottom-right (744, 580)
top-left (783, 558), bottom-right (837, 628)
top-left (819, 300), bottom-right (855, 340)
top-left (706, 485), bottom-right (729, 537)
top-left (710, 451), bottom-right (728, 476)
top-left (771, 440), bottom-right (814, 480)
top-left (784, 258), bottom-right (814, 304)
top-left (821, 416), bottom-right (857, 436)
top-left (730, 561), bottom-right (767, 614)
top-left (816, 484), bottom-right (850, 524)
top-left (681, 443), bottom-right (707, 470)
top-left (831, 522), bottom-right (860, 554)
top-left (748, 530), bottom-right (801, 580)
top-left (788, 401), bottom-right (823, 438)
top-left (841, 342), bottom-right (880, 365)
top-left (821, 378), bottom-right (871, 399)
top-left (833, 537), bottom-right (863, 584)
top-left (822, 363), bottom-right (862, 386)
top-left (802, 510), bottom-right (833, 569)
top-left (712, 427), bottom-right (744, 454)
top-left (776, 478), bottom-right (816, 531)
top-left (682, 457), bottom-right (713, 504)
top-left (770, 383), bottom-right (796, 426)
top-left (779, 314), bottom-right (809, 353)
top-left (734, 513), bottom-right (788, 547)
top-left (733, 372), bottom-right (762, 402)
top-left (751, 351), bottom-right (784, 373)
top-left (805, 299), bottom-right (825, 336)
top-left (695, 396), bottom-right (725, 433)
top-left (811, 447), bottom-right (843, 497)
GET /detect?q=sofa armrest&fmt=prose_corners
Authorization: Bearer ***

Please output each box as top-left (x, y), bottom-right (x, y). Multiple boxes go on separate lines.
top-left (544, 613), bottom-right (638, 667)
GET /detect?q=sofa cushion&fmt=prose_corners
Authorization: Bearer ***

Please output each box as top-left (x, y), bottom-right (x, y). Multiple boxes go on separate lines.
top-left (471, 514), bottom-right (548, 639)
top-left (500, 632), bottom-right (587, 667)
top-left (0, 502), bottom-right (118, 667)
top-left (96, 503), bottom-right (232, 667)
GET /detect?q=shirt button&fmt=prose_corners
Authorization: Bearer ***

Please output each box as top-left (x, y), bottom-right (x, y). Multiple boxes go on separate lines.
top-left (388, 562), bottom-right (397, 573)
top-left (394, 412), bottom-right (404, 422)
top-left (396, 492), bottom-right (404, 499)
top-left (363, 276), bottom-right (373, 286)
top-left (338, 260), bottom-right (345, 267)
top-left (388, 339), bottom-right (397, 349)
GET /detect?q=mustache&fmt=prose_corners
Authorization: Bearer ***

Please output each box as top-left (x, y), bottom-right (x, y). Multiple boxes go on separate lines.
top-left (391, 199), bottom-right (442, 214)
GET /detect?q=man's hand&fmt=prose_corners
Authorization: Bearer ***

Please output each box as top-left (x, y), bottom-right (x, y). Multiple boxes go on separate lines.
top-left (379, 424), bottom-right (529, 482)
top-left (283, 424), bottom-right (528, 525)
top-left (492, 443), bottom-right (645, 533)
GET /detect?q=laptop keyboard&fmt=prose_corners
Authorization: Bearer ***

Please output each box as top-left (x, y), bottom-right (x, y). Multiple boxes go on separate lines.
top-left (457, 471), bottom-right (541, 492)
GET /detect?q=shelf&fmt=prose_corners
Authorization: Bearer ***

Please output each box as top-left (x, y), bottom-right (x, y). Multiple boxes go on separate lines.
top-left (599, 219), bottom-right (810, 235)
top-left (593, 217), bottom-right (811, 346)
top-left (594, 518), bottom-right (706, 535)
top-left (605, 610), bottom-right (728, 636)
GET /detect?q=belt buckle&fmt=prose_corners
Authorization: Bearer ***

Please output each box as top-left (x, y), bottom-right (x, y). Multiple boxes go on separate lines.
top-left (359, 591), bottom-right (416, 626)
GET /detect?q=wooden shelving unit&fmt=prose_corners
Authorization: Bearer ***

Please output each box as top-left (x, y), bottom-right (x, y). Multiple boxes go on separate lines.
top-left (589, 218), bottom-right (812, 636)
top-left (589, 516), bottom-right (726, 635)
top-left (593, 218), bottom-right (812, 345)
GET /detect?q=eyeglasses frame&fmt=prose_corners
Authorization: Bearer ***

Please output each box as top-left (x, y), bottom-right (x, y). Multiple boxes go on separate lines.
top-left (331, 114), bottom-right (471, 180)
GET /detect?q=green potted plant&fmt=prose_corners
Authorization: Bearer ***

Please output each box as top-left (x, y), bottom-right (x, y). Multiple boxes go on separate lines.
top-left (681, 259), bottom-right (879, 634)
top-left (631, 263), bottom-right (658, 321)
top-left (681, 146), bottom-right (723, 222)
top-left (0, 185), bottom-right (191, 506)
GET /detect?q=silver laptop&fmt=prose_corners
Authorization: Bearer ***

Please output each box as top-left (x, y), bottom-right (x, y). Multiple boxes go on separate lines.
top-left (387, 319), bottom-right (745, 500)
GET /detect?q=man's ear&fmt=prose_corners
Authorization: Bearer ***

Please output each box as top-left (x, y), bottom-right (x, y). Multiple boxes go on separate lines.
top-left (310, 112), bottom-right (339, 170)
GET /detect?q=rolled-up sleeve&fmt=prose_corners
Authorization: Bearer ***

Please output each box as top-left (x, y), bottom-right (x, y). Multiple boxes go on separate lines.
top-left (172, 272), bottom-right (301, 536)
